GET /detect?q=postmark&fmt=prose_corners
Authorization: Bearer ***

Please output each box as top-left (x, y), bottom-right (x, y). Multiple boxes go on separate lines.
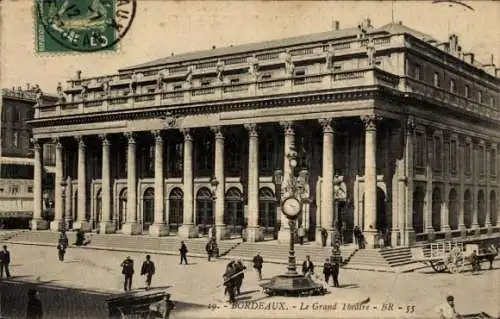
top-left (34, 0), bottom-right (136, 53)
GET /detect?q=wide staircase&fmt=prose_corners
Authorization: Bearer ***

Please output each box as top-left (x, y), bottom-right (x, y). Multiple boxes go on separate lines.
top-left (346, 247), bottom-right (416, 272)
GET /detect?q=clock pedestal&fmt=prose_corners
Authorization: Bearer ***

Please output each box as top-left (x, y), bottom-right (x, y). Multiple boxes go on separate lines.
top-left (260, 273), bottom-right (324, 296)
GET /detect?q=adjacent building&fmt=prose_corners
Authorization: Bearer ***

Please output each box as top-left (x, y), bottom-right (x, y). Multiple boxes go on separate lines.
top-left (27, 20), bottom-right (500, 247)
top-left (0, 85), bottom-right (58, 228)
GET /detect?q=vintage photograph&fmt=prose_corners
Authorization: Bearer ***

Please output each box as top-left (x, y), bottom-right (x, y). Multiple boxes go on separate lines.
top-left (0, 1), bottom-right (498, 318)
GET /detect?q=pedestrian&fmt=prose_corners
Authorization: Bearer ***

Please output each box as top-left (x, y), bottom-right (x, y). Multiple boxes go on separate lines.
top-left (436, 295), bottom-right (461, 319)
top-left (121, 256), bottom-right (134, 291)
top-left (58, 230), bottom-right (68, 248)
top-left (56, 242), bottom-right (66, 262)
top-left (470, 250), bottom-right (480, 273)
top-left (359, 233), bottom-right (366, 249)
top-left (179, 241), bottom-right (188, 265)
top-left (75, 229), bottom-right (85, 246)
top-left (252, 252), bottom-right (264, 280)
top-left (322, 258), bottom-right (332, 284)
top-left (320, 228), bottom-right (328, 247)
top-left (353, 226), bottom-right (361, 247)
top-left (141, 255), bottom-right (155, 290)
top-left (205, 239), bottom-right (214, 261)
top-left (234, 260), bottom-right (246, 295)
top-left (223, 261), bottom-right (237, 303)
top-left (26, 289), bottom-right (43, 319)
top-left (331, 256), bottom-right (341, 288)
top-left (302, 255), bottom-right (314, 278)
top-left (297, 225), bottom-right (305, 245)
top-left (0, 245), bottom-right (11, 279)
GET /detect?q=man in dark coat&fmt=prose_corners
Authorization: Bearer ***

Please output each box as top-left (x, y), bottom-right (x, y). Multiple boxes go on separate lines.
top-left (58, 231), bottom-right (68, 248)
top-left (353, 226), bottom-right (361, 247)
top-left (252, 252), bottom-right (263, 280)
top-left (121, 256), bottom-right (134, 291)
top-left (331, 256), bottom-right (341, 288)
top-left (206, 239), bottom-right (214, 262)
top-left (57, 243), bottom-right (66, 262)
top-left (302, 255), bottom-right (314, 278)
top-left (0, 245), bottom-right (11, 279)
top-left (234, 260), bottom-right (246, 295)
top-left (141, 255), bottom-right (155, 290)
top-left (320, 228), bottom-right (328, 247)
top-left (223, 261), bottom-right (237, 303)
top-left (26, 289), bottom-right (43, 318)
top-left (323, 258), bottom-right (332, 284)
top-left (179, 241), bottom-right (188, 265)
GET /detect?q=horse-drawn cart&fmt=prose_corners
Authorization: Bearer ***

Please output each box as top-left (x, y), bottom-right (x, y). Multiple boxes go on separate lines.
top-left (105, 290), bottom-right (174, 319)
top-left (411, 241), bottom-right (465, 274)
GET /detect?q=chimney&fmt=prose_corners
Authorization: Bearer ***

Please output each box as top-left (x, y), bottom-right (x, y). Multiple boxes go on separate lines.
top-left (398, 21), bottom-right (403, 25)
top-left (76, 70), bottom-right (82, 80)
top-left (495, 68), bottom-right (500, 77)
top-left (26, 83), bottom-right (31, 91)
top-left (437, 42), bottom-right (450, 52)
top-left (449, 34), bottom-right (459, 55)
top-left (483, 54), bottom-right (496, 76)
top-left (463, 52), bottom-right (475, 65)
top-left (212, 45), bottom-right (216, 50)
top-left (332, 20), bottom-right (340, 31)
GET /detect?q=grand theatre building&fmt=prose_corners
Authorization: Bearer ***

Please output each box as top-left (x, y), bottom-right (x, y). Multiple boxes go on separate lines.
top-left (28, 20), bottom-right (500, 247)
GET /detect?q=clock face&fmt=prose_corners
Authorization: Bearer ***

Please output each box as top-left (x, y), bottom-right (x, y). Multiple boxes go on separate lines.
top-left (281, 197), bottom-right (302, 218)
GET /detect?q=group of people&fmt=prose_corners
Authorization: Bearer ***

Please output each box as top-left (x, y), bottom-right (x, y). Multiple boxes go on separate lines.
top-left (222, 260), bottom-right (246, 303)
top-left (120, 254), bottom-right (156, 291)
top-left (353, 226), bottom-right (366, 249)
top-left (205, 238), bottom-right (219, 261)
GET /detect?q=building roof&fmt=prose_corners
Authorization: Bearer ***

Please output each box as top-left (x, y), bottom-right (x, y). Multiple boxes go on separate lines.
top-left (121, 22), bottom-right (438, 72)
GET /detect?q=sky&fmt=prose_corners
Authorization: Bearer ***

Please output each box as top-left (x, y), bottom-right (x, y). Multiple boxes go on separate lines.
top-left (0, 1), bottom-right (498, 94)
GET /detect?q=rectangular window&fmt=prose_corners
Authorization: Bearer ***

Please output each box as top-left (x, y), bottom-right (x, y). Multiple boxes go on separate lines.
top-left (415, 132), bottom-right (425, 168)
top-left (465, 85), bottom-right (470, 98)
top-left (479, 145), bottom-right (485, 175)
top-left (491, 96), bottom-right (495, 106)
top-left (294, 70), bottom-right (306, 77)
top-left (28, 186), bottom-right (33, 193)
top-left (414, 64), bottom-right (421, 80)
top-left (261, 74), bottom-right (272, 80)
top-left (465, 143), bottom-right (471, 174)
top-left (478, 91), bottom-right (483, 104)
top-left (491, 149), bottom-right (497, 176)
top-left (450, 140), bottom-right (458, 173)
top-left (201, 80), bottom-right (211, 87)
top-left (433, 72), bottom-right (440, 87)
top-left (450, 79), bottom-right (456, 93)
top-left (173, 84), bottom-right (182, 90)
top-left (433, 136), bottom-right (442, 171)
top-left (230, 78), bottom-right (240, 84)
top-left (11, 186), bottom-right (19, 194)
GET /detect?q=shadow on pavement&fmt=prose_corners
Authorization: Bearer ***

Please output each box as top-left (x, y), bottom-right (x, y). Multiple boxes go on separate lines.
top-left (338, 283), bottom-right (359, 289)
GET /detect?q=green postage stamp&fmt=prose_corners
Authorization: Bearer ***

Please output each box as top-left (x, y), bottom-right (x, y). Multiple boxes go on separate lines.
top-left (34, 0), bottom-right (136, 53)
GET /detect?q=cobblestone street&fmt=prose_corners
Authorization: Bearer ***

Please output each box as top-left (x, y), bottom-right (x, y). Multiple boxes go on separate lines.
top-left (0, 243), bottom-right (498, 318)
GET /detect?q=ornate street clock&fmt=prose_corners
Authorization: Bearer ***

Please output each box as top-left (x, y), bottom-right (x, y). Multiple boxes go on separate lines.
top-left (281, 196), bottom-right (302, 219)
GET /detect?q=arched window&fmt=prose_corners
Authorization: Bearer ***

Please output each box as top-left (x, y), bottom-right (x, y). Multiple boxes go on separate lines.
top-left (143, 188), bottom-right (154, 231)
top-left (477, 190), bottom-right (486, 227)
top-left (432, 187), bottom-right (441, 231)
top-left (490, 191), bottom-right (497, 226)
top-left (95, 189), bottom-right (102, 226)
top-left (118, 188), bottom-right (127, 230)
top-left (448, 188), bottom-right (459, 230)
top-left (412, 187), bottom-right (425, 234)
top-left (224, 188), bottom-right (244, 234)
top-left (258, 187), bottom-right (276, 234)
top-left (169, 188), bottom-right (183, 231)
top-left (196, 187), bottom-right (213, 235)
top-left (464, 190), bottom-right (472, 228)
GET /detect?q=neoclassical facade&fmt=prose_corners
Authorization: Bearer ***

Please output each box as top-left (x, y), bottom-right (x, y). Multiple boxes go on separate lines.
top-left (28, 20), bottom-right (500, 247)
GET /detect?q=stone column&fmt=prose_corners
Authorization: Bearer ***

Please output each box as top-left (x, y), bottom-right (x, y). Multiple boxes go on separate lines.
top-left (50, 138), bottom-right (64, 231)
top-left (441, 133), bottom-right (451, 236)
top-left (316, 118), bottom-right (335, 245)
top-left (424, 130), bottom-right (434, 235)
top-left (65, 176), bottom-right (73, 229)
top-left (458, 136), bottom-right (466, 232)
top-left (391, 126), bottom-right (404, 246)
top-left (244, 123), bottom-right (263, 242)
top-left (361, 115), bottom-right (380, 248)
top-left (122, 132), bottom-right (141, 235)
top-left (404, 117), bottom-right (416, 246)
top-left (149, 130), bottom-right (168, 236)
top-left (31, 139), bottom-right (48, 230)
top-left (485, 143), bottom-right (494, 230)
top-left (98, 134), bottom-right (115, 233)
top-left (73, 136), bottom-right (91, 231)
top-left (278, 121), bottom-right (295, 243)
top-left (471, 140), bottom-right (481, 232)
top-left (178, 128), bottom-right (198, 238)
top-left (212, 126), bottom-right (229, 240)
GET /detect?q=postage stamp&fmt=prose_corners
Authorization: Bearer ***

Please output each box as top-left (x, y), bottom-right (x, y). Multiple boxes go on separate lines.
top-left (34, 0), bottom-right (136, 53)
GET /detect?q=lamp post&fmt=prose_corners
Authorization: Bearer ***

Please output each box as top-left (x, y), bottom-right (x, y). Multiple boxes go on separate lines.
top-left (273, 169), bottom-right (283, 239)
top-left (261, 146), bottom-right (324, 296)
top-left (60, 180), bottom-right (67, 232)
top-left (210, 176), bottom-right (218, 240)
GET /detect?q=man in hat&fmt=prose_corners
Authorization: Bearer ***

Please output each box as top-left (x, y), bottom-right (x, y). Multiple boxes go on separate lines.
top-left (322, 258), bottom-right (332, 284)
top-left (26, 289), bottom-right (43, 318)
top-left (179, 241), bottom-right (188, 265)
top-left (302, 255), bottom-right (314, 278)
top-left (252, 252), bottom-right (264, 281)
top-left (0, 245), bottom-right (11, 279)
top-left (121, 256), bottom-right (134, 291)
top-left (141, 255), bottom-right (155, 290)
top-left (436, 295), bottom-right (461, 319)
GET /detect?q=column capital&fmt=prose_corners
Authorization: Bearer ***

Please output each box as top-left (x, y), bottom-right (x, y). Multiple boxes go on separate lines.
top-left (405, 115), bottom-right (416, 134)
top-left (425, 126), bottom-right (436, 139)
top-left (161, 111), bottom-right (177, 129)
top-left (211, 126), bottom-right (224, 139)
top-left (491, 142), bottom-right (497, 150)
top-left (123, 132), bottom-right (136, 144)
top-left (75, 135), bottom-right (86, 148)
top-left (280, 121), bottom-right (294, 136)
top-left (99, 134), bottom-right (110, 146)
top-left (31, 137), bottom-right (41, 150)
top-left (151, 130), bottom-right (163, 143)
top-left (180, 128), bottom-right (193, 141)
top-left (318, 118), bottom-right (335, 133)
top-left (361, 115), bottom-right (382, 131)
top-left (244, 123), bottom-right (258, 137)
top-left (52, 137), bottom-right (62, 148)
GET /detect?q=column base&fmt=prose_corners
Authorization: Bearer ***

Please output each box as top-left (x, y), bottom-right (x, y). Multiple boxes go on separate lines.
top-left (315, 228), bottom-right (330, 246)
top-left (149, 223), bottom-right (169, 237)
top-left (246, 226), bottom-right (264, 242)
top-left (99, 221), bottom-right (116, 234)
top-left (277, 227), bottom-right (291, 244)
top-left (30, 219), bottom-right (49, 231)
top-left (50, 220), bottom-right (63, 232)
top-left (403, 229), bottom-right (416, 247)
top-left (471, 223), bottom-right (480, 236)
top-left (363, 230), bottom-right (379, 249)
top-left (73, 221), bottom-right (92, 232)
top-left (391, 228), bottom-right (401, 247)
top-left (214, 224), bottom-right (230, 241)
top-left (65, 219), bottom-right (74, 230)
top-left (177, 224), bottom-right (199, 239)
top-left (426, 230), bottom-right (435, 242)
top-left (122, 222), bottom-right (142, 235)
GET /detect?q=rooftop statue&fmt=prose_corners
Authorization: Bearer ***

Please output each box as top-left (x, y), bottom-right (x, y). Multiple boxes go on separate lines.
top-left (366, 38), bottom-right (376, 66)
top-left (247, 54), bottom-right (259, 79)
top-left (56, 82), bottom-right (66, 103)
top-left (282, 50), bottom-right (294, 75)
top-left (325, 44), bottom-right (335, 70)
top-left (215, 60), bottom-right (224, 83)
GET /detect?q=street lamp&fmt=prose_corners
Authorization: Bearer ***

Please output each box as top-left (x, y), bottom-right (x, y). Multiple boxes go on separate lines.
top-left (210, 176), bottom-right (218, 239)
top-left (60, 180), bottom-right (67, 232)
top-left (261, 147), bottom-right (324, 296)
